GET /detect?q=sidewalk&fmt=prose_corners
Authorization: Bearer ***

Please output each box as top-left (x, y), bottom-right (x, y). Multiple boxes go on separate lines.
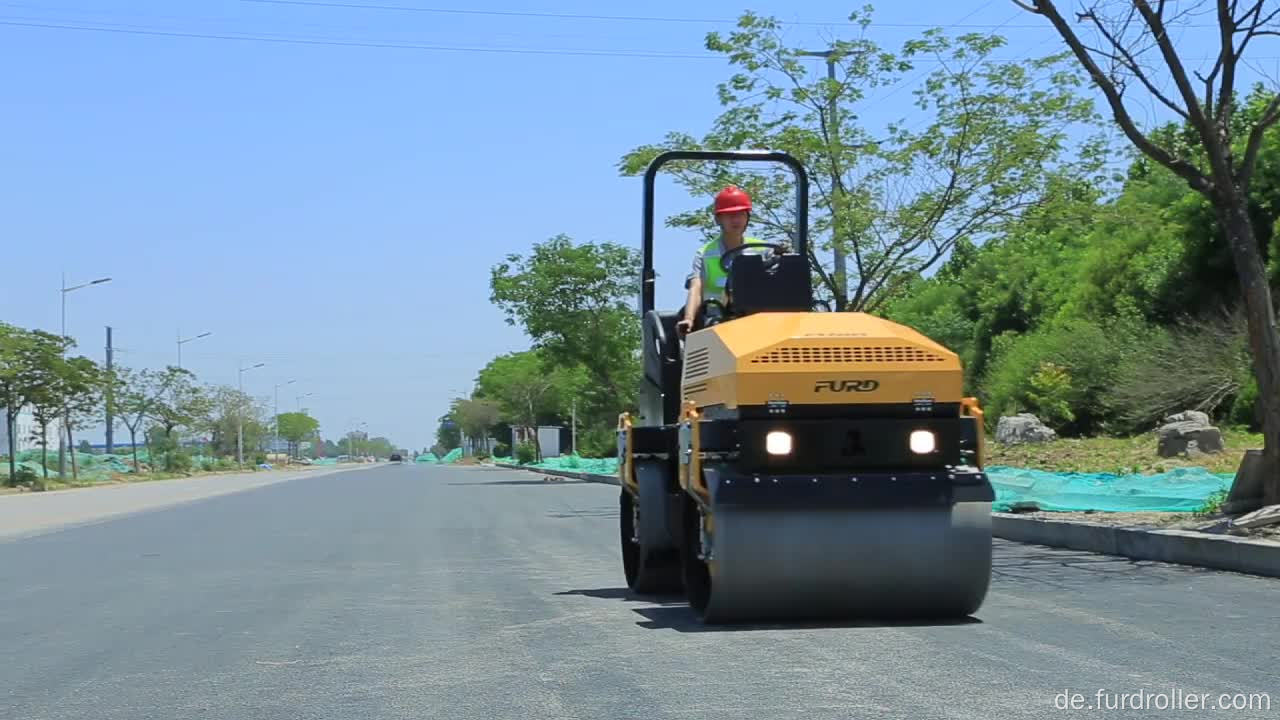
top-left (0, 464), bottom-right (365, 541)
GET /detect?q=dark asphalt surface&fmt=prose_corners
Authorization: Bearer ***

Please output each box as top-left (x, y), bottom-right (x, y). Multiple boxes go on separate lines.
top-left (1, 463), bottom-right (1276, 719)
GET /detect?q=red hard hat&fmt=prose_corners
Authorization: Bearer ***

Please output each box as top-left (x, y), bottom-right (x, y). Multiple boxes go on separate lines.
top-left (714, 186), bottom-right (752, 214)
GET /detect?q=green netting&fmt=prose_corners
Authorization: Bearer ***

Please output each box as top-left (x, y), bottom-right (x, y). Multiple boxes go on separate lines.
top-left (987, 466), bottom-right (1233, 513)
top-left (529, 454), bottom-right (620, 475)
top-left (489, 454), bottom-right (1231, 513)
top-left (310, 458), bottom-right (339, 465)
top-left (12, 450), bottom-right (139, 479)
top-left (415, 453), bottom-right (439, 464)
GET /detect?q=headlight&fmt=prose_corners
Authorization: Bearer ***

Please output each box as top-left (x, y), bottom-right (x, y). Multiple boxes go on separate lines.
top-left (766, 431), bottom-right (793, 456)
top-left (909, 430), bottom-right (936, 454)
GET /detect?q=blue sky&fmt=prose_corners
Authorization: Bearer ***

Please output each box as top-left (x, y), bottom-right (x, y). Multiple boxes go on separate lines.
top-left (0, 0), bottom-right (1243, 450)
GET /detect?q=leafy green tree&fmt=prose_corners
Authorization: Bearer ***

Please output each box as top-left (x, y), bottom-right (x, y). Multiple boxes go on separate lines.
top-left (620, 11), bottom-right (1102, 311)
top-left (434, 415), bottom-right (460, 453)
top-left (450, 397), bottom-right (501, 455)
top-left (0, 324), bottom-right (56, 482)
top-left (150, 369), bottom-right (211, 440)
top-left (1017, 0), bottom-right (1280, 507)
top-left (474, 350), bottom-right (583, 453)
top-left (490, 234), bottom-right (641, 416)
top-left (277, 412), bottom-right (319, 459)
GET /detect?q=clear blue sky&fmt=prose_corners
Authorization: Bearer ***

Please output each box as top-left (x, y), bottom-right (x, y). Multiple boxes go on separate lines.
top-left (0, 0), bottom-right (1230, 450)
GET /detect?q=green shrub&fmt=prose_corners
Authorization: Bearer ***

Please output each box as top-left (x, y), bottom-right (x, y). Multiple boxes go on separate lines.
top-left (1229, 375), bottom-right (1260, 430)
top-left (253, 452), bottom-right (267, 466)
top-left (577, 425), bottom-right (618, 458)
top-left (980, 318), bottom-right (1154, 435)
top-left (200, 459), bottom-right (216, 472)
top-left (6, 467), bottom-right (37, 487)
top-left (514, 442), bottom-right (537, 465)
top-left (492, 442), bottom-right (511, 458)
top-left (214, 458), bottom-right (236, 471)
top-left (164, 451), bottom-right (193, 473)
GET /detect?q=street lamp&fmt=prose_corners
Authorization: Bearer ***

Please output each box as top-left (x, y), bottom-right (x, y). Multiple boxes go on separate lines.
top-left (796, 47), bottom-right (848, 310)
top-left (296, 392), bottom-right (313, 411)
top-left (59, 274), bottom-right (112, 479)
top-left (177, 330), bottom-right (212, 369)
top-left (237, 361), bottom-right (266, 468)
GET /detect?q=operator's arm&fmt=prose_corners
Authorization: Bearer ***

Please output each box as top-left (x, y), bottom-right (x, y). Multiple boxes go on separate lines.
top-left (678, 277), bottom-right (702, 335)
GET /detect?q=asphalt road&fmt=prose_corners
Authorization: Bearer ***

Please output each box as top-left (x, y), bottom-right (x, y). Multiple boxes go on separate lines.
top-left (1, 463), bottom-right (1276, 719)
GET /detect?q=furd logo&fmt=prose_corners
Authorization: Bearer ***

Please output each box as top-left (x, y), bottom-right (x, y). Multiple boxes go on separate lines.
top-left (814, 379), bottom-right (880, 393)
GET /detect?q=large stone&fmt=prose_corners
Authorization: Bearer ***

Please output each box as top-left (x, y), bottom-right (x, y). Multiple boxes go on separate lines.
top-left (1157, 421), bottom-right (1224, 458)
top-left (995, 413), bottom-right (1057, 445)
top-left (1163, 410), bottom-right (1211, 427)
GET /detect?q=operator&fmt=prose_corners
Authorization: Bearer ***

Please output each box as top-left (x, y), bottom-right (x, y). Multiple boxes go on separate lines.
top-left (676, 186), bottom-right (773, 335)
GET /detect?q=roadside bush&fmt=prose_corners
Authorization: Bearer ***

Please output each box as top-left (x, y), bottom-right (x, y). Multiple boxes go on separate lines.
top-left (5, 467), bottom-right (37, 487)
top-left (214, 457), bottom-right (236, 471)
top-left (514, 442), bottom-right (537, 465)
top-left (200, 459), bottom-right (216, 472)
top-left (164, 451), bottom-right (193, 473)
top-left (981, 318), bottom-right (1154, 436)
top-left (253, 452), bottom-right (267, 466)
top-left (492, 442), bottom-right (511, 458)
top-left (577, 425), bottom-right (617, 458)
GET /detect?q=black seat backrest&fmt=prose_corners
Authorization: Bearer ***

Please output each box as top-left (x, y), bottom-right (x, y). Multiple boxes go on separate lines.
top-left (728, 253), bottom-right (812, 314)
top-left (641, 310), bottom-right (684, 425)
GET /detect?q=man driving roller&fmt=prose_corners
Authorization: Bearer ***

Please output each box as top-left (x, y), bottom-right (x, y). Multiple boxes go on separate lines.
top-left (676, 185), bottom-right (773, 335)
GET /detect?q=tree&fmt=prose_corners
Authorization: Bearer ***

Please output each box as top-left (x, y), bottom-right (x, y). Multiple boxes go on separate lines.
top-left (490, 235), bottom-right (642, 415)
top-left (112, 367), bottom-right (190, 471)
top-left (277, 412), bottom-right (319, 459)
top-left (1015, 0), bottom-right (1280, 507)
top-left (435, 415), bottom-right (460, 453)
top-left (150, 369), bottom-right (211, 440)
top-left (474, 350), bottom-right (582, 455)
top-left (451, 397), bottom-right (501, 456)
top-left (0, 324), bottom-right (41, 482)
top-left (202, 385), bottom-right (266, 459)
top-left (620, 10), bottom-right (1102, 311)
top-left (7, 330), bottom-right (74, 480)
top-left (59, 355), bottom-right (104, 482)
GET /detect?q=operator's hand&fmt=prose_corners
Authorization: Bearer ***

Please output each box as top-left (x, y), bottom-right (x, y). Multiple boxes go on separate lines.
top-left (676, 318), bottom-right (693, 336)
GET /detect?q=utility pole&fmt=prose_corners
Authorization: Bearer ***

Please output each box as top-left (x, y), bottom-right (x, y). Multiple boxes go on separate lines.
top-left (105, 326), bottom-right (114, 454)
top-left (571, 398), bottom-right (577, 456)
top-left (797, 49), bottom-right (847, 310)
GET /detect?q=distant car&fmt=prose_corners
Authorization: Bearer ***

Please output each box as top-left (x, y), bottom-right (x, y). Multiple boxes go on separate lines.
top-left (389, 453), bottom-right (402, 463)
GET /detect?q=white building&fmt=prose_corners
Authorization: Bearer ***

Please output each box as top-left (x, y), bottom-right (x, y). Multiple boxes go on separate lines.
top-left (0, 406), bottom-right (56, 455)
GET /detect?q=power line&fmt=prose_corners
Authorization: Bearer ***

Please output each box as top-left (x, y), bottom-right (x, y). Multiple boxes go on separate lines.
top-left (241, 0), bottom-right (1077, 29)
top-left (0, 18), bottom-right (721, 57)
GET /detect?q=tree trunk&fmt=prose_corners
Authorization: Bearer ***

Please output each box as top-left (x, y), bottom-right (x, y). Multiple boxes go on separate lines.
top-left (1219, 200), bottom-right (1280, 507)
top-left (40, 431), bottom-right (48, 479)
top-left (129, 427), bottom-right (139, 472)
top-left (67, 424), bottom-right (79, 482)
top-left (6, 407), bottom-right (16, 484)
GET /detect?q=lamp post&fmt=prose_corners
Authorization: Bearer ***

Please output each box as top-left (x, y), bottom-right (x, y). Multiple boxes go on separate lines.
top-left (796, 47), bottom-right (847, 310)
top-left (296, 392), bottom-right (313, 411)
top-left (59, 274), bottom-right (112, 479)
top-left (237, 362), bottom-right (266, 468)
top-left (177, 330), bottom-right (211, 370)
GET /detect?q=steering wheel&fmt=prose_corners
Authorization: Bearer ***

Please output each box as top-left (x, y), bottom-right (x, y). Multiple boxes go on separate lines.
top-left (719, 242), bottom-right (790, 267)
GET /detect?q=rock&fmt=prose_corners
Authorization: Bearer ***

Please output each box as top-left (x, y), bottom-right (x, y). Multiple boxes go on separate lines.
top-left (1156, 420), bottom-right (1224, 458)
top-left (1163, 410), bottom-right (1211, 427)
top-left (995, 413), bottom-right (1057, 445)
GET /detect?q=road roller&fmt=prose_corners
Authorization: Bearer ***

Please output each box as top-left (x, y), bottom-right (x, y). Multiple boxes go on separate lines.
top-left (617, 150), bottom-right (993, 623)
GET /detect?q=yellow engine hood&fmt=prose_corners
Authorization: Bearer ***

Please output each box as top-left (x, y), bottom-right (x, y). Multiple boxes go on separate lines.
top-left (681, 312), bottom-right (964, 409)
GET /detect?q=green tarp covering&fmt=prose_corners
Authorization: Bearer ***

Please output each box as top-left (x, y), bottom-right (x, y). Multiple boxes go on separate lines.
top-left (493, 455), bottom-right (1233, 513)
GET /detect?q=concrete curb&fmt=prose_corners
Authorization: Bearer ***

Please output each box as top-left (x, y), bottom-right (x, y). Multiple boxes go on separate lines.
top-left (492, 462), bottom-right (1280, 580)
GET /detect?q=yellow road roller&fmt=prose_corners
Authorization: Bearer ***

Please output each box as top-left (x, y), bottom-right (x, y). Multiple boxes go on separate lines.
top-left (617, 150), bottom-right (993, 623)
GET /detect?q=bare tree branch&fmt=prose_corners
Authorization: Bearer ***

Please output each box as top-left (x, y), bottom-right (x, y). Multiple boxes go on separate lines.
top-left (1022, 0), bottom-right (1212, 193)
